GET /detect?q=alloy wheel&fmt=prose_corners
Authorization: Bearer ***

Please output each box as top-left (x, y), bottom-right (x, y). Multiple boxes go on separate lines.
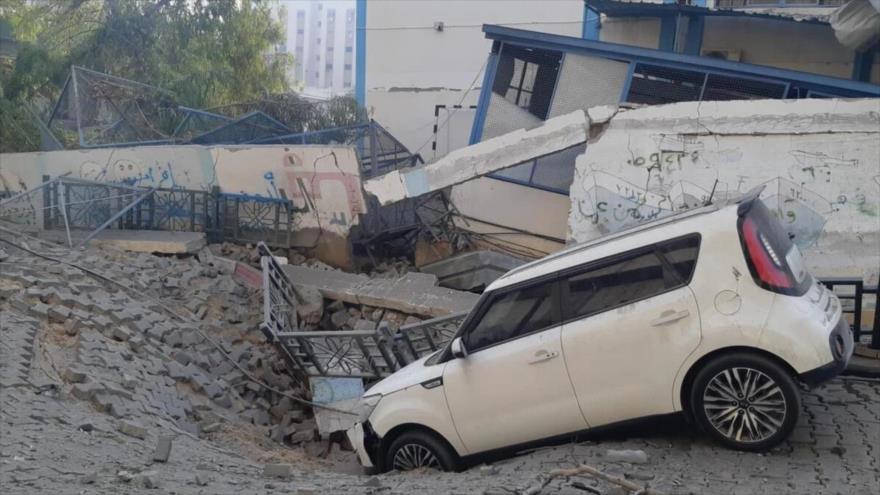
top-left (702, 366), bottom-right (787, 443)
top-left (391, 443), bottom-right (441, 471)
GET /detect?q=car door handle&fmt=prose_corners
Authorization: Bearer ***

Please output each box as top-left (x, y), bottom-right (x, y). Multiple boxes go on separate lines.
top-left (528, 350), bottom-right (559, 365)
top-left (651, 309), bottom-right (690, 326)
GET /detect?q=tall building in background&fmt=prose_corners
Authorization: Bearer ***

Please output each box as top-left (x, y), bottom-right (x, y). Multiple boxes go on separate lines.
top-left (276, 0), bottom-right (356, 98)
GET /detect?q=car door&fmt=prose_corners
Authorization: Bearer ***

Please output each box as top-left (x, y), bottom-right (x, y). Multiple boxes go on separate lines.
top-left (443, 277), bottom-right (589, 454)
top-left (560, 235), bottom-right (703, 427)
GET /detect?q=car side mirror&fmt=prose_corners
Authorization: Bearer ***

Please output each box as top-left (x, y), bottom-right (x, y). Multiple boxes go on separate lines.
top-left (450, 337), bottom-right (468, 359)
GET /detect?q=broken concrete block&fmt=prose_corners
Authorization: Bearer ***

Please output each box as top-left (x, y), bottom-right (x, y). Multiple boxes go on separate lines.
top-left (605, 449), bottom-right (649, 465)
top-left (63, 318), bottom-right (82, 336)
top-left (62, 367), bottom-right (87, 384)
top-left (71, 382), bottom-right (104, 401)
top-left (112, 326), bottom-right (133, 342)
top-left (329, 309), bottom-right (349, 329)
top-left (152, 435), bottom-right (173, 462)
top-left (195, 473), bottom-right (210, 486)
top-left (118, 420), bottom-right (147, 439)
top-left (80, 471), bottom-right (97, 485)
top-left (47, 305), bottom-right (72, 323)
top-left (134, 470), bottom-right (160, 489)
top-left (30, 302), bottom-right (50, 319)
top-left (262, 463), bottom-right (292, 479)
top-left (294, 285), bottom-right (324, 324)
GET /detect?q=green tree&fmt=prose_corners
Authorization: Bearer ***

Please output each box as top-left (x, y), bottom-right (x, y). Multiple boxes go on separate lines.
top-left (1, 0), bottom-right (297, 152)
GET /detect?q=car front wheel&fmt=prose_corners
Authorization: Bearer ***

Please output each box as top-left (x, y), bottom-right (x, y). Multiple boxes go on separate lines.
top-left (384, 430), bottom-right (458, 472)
top-left (690, 352), bottom-right (800, 451)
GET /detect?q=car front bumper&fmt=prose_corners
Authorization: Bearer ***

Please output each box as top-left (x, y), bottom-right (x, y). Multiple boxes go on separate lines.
top-left (346, 421), bottom-right (379, 469)
top-left (799, 317), bottom-right (854, 386)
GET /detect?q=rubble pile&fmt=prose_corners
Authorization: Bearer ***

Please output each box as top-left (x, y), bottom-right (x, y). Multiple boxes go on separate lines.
top-left (0, 239), bottom-right (321, 449)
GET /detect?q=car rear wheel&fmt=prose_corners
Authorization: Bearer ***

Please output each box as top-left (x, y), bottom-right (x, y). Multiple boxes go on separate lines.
top-left (690, 352), bottom-right (800, 451)
top-left (385, 430), bottom-right (458, 472)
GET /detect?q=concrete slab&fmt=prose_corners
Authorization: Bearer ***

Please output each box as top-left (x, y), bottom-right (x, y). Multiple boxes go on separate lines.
top-left (419, 250), bottom-right (527, 291)
top-left (87, 230), bottom-right (206, 254)
top-left (364, 110), bottom-right (588, 205)
top-left (281, 265), bottom-right (479, 317)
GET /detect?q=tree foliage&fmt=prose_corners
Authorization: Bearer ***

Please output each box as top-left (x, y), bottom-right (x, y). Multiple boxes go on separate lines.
top-left (0, 0), bottom-right (338, 152)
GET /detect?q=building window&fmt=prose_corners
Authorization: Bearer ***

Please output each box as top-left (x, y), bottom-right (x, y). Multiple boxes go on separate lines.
top-left (625, 63), bottom-right (788, 105)
top-left (344, 64), bottom-right (352, 70)
top-left (490, 143), bottom-right (584, 195)
top-left (325, 63), bottom-right (333, 70)
top-left (491, 46), bottom-right (562, 120)
top-left (716, 0), bottom-right (842, 7)
top-left (345, 46), bottom-right (353, 53)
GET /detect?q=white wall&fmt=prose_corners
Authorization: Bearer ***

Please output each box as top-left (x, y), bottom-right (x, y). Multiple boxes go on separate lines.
top-left (365, 0), bottom-right (584, 158)
top-left (568, 99), bottom-right (880, 283)
top-left (0, 145), bottom-right (366, 267)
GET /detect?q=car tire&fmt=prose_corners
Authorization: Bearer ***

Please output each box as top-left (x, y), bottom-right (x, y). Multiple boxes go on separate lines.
top-left (384, 430), bottom-right (458, 472)
top-left (690, 352), bottom-right (800, 452)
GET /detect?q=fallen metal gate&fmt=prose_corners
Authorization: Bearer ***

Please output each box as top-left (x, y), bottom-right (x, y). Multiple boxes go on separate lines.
top-left (258, 242), bottom-right (466, 379)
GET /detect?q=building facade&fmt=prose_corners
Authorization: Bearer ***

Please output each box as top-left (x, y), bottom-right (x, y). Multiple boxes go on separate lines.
top-left (277, 0), bottom-right (356, 98)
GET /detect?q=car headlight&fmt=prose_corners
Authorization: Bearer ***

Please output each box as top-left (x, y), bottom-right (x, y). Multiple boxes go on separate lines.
top-left (358, 394), bottom-right (382, 422)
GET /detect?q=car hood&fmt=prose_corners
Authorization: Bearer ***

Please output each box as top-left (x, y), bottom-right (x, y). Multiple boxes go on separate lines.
top-left (365, 352), bottom-right (444, 396)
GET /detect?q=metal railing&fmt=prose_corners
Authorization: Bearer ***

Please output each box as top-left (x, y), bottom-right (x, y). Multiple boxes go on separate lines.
top-left (33, 176), bottom-right (297, 248)
top-left (258, 242), bottom-right (466, 380)
top-left (820, 277), bottom-right (879, 350)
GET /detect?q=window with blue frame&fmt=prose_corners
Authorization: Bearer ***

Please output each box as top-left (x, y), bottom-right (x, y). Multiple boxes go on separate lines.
top-left (491, 45), bottom-right (562, 120)
top-left (626, 63), bottom-right (788, 105)
top-left (490, 144), bottom-right (585, 195)
top-left (716, 0), bottom-right (843, 7)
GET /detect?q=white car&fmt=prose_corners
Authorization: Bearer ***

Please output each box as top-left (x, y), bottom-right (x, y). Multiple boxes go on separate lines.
top-left (347, 189), bottom-right (853, 472)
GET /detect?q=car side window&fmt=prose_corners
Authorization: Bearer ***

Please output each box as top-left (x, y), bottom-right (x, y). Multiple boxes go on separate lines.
top-left (564, 250), bottom-right (668, 321)
top-left (660, 235), bottom-right (700, 283)
top-left (465, 281), bottom-right (558, 352)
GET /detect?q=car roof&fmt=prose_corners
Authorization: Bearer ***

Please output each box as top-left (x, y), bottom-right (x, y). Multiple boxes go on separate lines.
top-left (488, 189), bottom-right (759, 291)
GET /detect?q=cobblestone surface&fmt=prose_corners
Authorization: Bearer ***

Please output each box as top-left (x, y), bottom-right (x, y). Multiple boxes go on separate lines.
top-left (1, 235), bottom-right (878, 494)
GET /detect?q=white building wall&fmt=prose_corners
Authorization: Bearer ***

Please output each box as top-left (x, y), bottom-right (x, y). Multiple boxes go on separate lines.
top-left (568, 98), bottom-right (880, 283)
top-left (365, 0), bottom-right (584, 160)
top-left (279, 0), bottom-right (355, 97)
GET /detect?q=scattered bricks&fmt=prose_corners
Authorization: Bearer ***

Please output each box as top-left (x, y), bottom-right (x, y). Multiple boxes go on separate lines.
top-left (165, 361), bottom-right (189, 381)
top-left (283, 410), bottom-right (305, 424)
top-left (353, 319), bottom-right (375, 331)
top-left (173, 351), bottom-right (193, 366)
top-left (605, 449), bottom-right (649, 465)
top-left (63, 318), bottom-right (83, 336)
top-left (215, 393), bottom-right (233, 409)
top-left (112, 326), bottom-right (133, 342)
top-left (49, 306), bottom-right (73, 326)
top-left (329, 309), bottom-right (349, 329)
top-left (152, 435), bottom-right (174, 462)
top-left (121, 374), bottom-right (139, 390)
top-left (134, 470), bottom-right (159, 489)
top-left (71, 382), bottom-right (104, 401)
top-left (203, 381), bottom-right (224, 399)
top-left (295, 285), bottom-right (324, 324)
top-left (10, 297), bottom-right (30, 314)
top-left (95, 393), bottom-right (126, 418)
top-left (269, 398), bottom-right (294, 421)
top-left (29, 302), bottom-right (50, 319)
top-left (129, 334), bottom-right (145, 353)
top-left (91, 314), bottom-right (113, 331)
top-left (62, 367), bottom-right (87, 384)
top-left (262, 464), bottom-right (293, 479)
top-left (118, 420), bottom-right (147, 439)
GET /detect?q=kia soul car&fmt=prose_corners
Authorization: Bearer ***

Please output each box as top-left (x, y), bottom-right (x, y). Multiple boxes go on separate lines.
top-left (347, 188), bottom-right (853, 472)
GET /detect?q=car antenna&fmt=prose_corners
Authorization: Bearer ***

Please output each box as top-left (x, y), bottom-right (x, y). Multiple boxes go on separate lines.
top-left (704, 179), bottom-right (719, 206)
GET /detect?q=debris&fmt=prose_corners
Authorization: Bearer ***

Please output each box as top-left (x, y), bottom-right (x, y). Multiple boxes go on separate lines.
top-left (547, 464), bottom-right (666, 495)
top-left (281, 264), bottom-right (479, 317)
top-left (605, 449), bottom-right (649, 465)
top-left (134, 470), bottom-right (160, 489)
top-left (195, 473), bottom-right (210, 486)
top-left (87, 230), bottom-right (206, 254)
top-left (62, 367), bottom-right (87, 383)
top-left (80, 471), bottom-right (97, 484)
top-left (262, 463), bottom-right (293, 479)
top-left (152, 435), bottom-right (174, 462)
top-left (118, 420), bottom-right (147, 439)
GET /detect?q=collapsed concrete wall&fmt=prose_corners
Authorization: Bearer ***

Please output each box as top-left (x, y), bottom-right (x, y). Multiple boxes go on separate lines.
top-left (363, 110), bottom-right (588, 205)
top-left (568, 98), bottom-right (880, 283)
top-left (0, 145), bottom-right (365, 267)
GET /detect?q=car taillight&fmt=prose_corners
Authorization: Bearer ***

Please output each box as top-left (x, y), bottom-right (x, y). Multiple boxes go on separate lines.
top-left (741, 217), bottom-right (793, 289)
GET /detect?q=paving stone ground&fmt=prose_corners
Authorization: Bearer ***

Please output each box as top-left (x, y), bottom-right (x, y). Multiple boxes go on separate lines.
top-left (1, 235), bottom-right (878, 494)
